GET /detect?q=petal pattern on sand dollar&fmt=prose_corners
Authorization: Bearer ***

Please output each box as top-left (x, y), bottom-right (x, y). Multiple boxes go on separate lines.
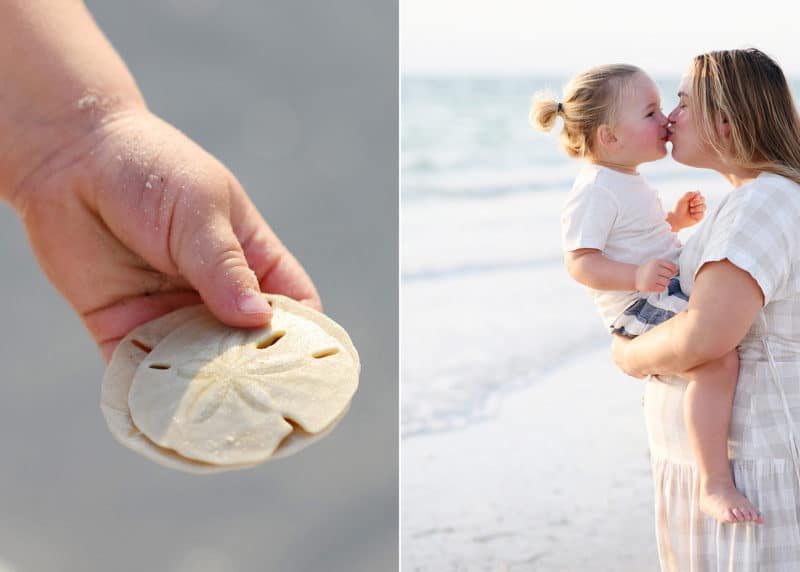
top-left (128, 303), bottom-right (360, 465)
top-left (188, 376), bottom-right (230, 424)
top-left (233, 376), bottom-right (275, 413)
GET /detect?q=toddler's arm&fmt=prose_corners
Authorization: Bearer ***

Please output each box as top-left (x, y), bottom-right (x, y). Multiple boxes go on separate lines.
top-left (566, 249), bottom-right (677, 292)
top-left (667, 191), bottom-right (706, 232)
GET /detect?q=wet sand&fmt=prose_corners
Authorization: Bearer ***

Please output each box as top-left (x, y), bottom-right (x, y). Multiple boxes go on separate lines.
top-left (402, 347), bottom-right (659, 571)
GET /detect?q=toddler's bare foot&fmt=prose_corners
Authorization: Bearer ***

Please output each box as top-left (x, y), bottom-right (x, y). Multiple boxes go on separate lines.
top-left (700, 480), bottom-right (764, 524)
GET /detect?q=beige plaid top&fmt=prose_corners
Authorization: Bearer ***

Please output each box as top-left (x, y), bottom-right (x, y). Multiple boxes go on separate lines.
top-left (644, 172), bottom-right (800, 572)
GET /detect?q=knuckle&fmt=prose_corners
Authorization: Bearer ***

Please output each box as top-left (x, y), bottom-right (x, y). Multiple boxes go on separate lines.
top-left (211, 245), bottom-right (247, 273)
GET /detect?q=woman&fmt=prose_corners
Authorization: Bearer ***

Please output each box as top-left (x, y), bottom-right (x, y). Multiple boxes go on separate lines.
top-left (613, 48), bottom-right (800, 570)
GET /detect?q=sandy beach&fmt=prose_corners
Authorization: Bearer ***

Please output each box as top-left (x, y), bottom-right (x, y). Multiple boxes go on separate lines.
top-left (401, 245), bottom-right (660, 570)
top-left (402, 345), bottom-right (658, 571)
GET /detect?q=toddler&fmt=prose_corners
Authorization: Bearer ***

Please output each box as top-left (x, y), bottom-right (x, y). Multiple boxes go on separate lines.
top-left (530, 64), bottom-right (762, 525)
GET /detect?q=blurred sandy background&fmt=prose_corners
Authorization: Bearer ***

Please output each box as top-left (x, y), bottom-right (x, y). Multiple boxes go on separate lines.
top-left (0, 1), bottom-right (397, 571)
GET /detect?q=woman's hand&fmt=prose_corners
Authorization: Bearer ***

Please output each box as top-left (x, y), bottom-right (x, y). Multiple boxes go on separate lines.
top-left (611, 334), bottom-right (647, 379)
top-left (12, 108), bottom-right (321, 363)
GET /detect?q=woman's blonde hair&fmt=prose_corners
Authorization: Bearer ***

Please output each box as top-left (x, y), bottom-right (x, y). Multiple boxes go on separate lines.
top-left (529, 64), bottom-right (642, 158)
top-left (691, 48), bottom-right (800, 185)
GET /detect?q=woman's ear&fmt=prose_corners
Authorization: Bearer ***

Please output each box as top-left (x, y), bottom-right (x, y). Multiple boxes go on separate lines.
top-left (719, 114), bottom-right (731, 139)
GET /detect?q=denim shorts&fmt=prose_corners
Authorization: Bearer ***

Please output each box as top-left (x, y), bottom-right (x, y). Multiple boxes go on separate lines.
top-left (609, 276), bottom-right (689, 338)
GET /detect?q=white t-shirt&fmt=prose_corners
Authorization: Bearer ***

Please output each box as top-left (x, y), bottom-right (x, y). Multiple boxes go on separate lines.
top-left (561, 163), bottom-right (682, 327)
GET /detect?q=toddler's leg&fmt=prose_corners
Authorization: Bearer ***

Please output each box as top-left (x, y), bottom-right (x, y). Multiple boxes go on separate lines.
top-left (683, 351), bottom-right (764, 524)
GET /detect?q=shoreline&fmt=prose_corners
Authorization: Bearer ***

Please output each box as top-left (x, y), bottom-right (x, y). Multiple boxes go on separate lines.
top-left (402, 346), bottom-right (659, 571)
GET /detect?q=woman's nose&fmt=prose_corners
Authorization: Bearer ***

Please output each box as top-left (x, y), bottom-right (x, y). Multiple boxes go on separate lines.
top-left (655, 110), bottom-right (668, 125)
top-left (667, 106), bottom-right (679, 123)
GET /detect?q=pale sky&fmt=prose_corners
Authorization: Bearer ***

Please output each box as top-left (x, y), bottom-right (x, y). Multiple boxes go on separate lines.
top-left (401, 0), bottom-right (800, 76)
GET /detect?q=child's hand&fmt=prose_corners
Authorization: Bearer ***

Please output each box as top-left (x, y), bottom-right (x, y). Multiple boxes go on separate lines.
top-left (667, 191), bottom-right (706, 231)
top-left (635, 258), bottom-right (678, 292)
top-left (10, 108), bottom-right (321, 363)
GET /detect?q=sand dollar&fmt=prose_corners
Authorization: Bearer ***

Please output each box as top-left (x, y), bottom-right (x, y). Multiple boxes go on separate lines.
top-left (101, 305), bottom-right (206, 419)
top-left (101, 305), bottom-right (257, 474)
top-left (128, 294), bottom-right (360, 465)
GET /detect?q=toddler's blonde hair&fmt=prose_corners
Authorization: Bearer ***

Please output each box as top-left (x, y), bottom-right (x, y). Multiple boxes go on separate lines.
top-left (530, 64), bottom-right (642, 158)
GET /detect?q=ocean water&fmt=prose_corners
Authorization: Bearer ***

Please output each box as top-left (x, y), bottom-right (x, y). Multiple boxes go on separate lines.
top-left (401, 76), bottom-right (735, 439)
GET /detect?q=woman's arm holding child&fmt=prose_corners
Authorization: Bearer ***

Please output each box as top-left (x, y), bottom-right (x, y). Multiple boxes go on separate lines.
top-left (611, 259), bottom-right (763, 378)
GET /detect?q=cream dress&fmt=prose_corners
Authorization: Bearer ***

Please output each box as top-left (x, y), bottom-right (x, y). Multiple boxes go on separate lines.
top-left (645, 172), bottom-right (800, 571)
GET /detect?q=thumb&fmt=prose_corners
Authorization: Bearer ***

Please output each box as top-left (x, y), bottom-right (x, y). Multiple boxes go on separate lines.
top-left (175, 213), bottom-right (272, 328)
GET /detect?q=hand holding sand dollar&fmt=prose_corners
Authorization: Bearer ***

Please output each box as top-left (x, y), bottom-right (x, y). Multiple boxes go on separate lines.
top-left (10, 107), bottom-right (321, 363)
top-left (8, 102), bottom-right (336, 471)
top-left (102, 294), bottom-right (360, 472)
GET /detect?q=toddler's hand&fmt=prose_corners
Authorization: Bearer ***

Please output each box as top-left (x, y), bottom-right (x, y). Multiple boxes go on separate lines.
top-left (635, 258), bottom-right (677, 292)
top-left (12, 108), bottom-right (321, 363)
top-left (668, 191), bottom-right (706, 231)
